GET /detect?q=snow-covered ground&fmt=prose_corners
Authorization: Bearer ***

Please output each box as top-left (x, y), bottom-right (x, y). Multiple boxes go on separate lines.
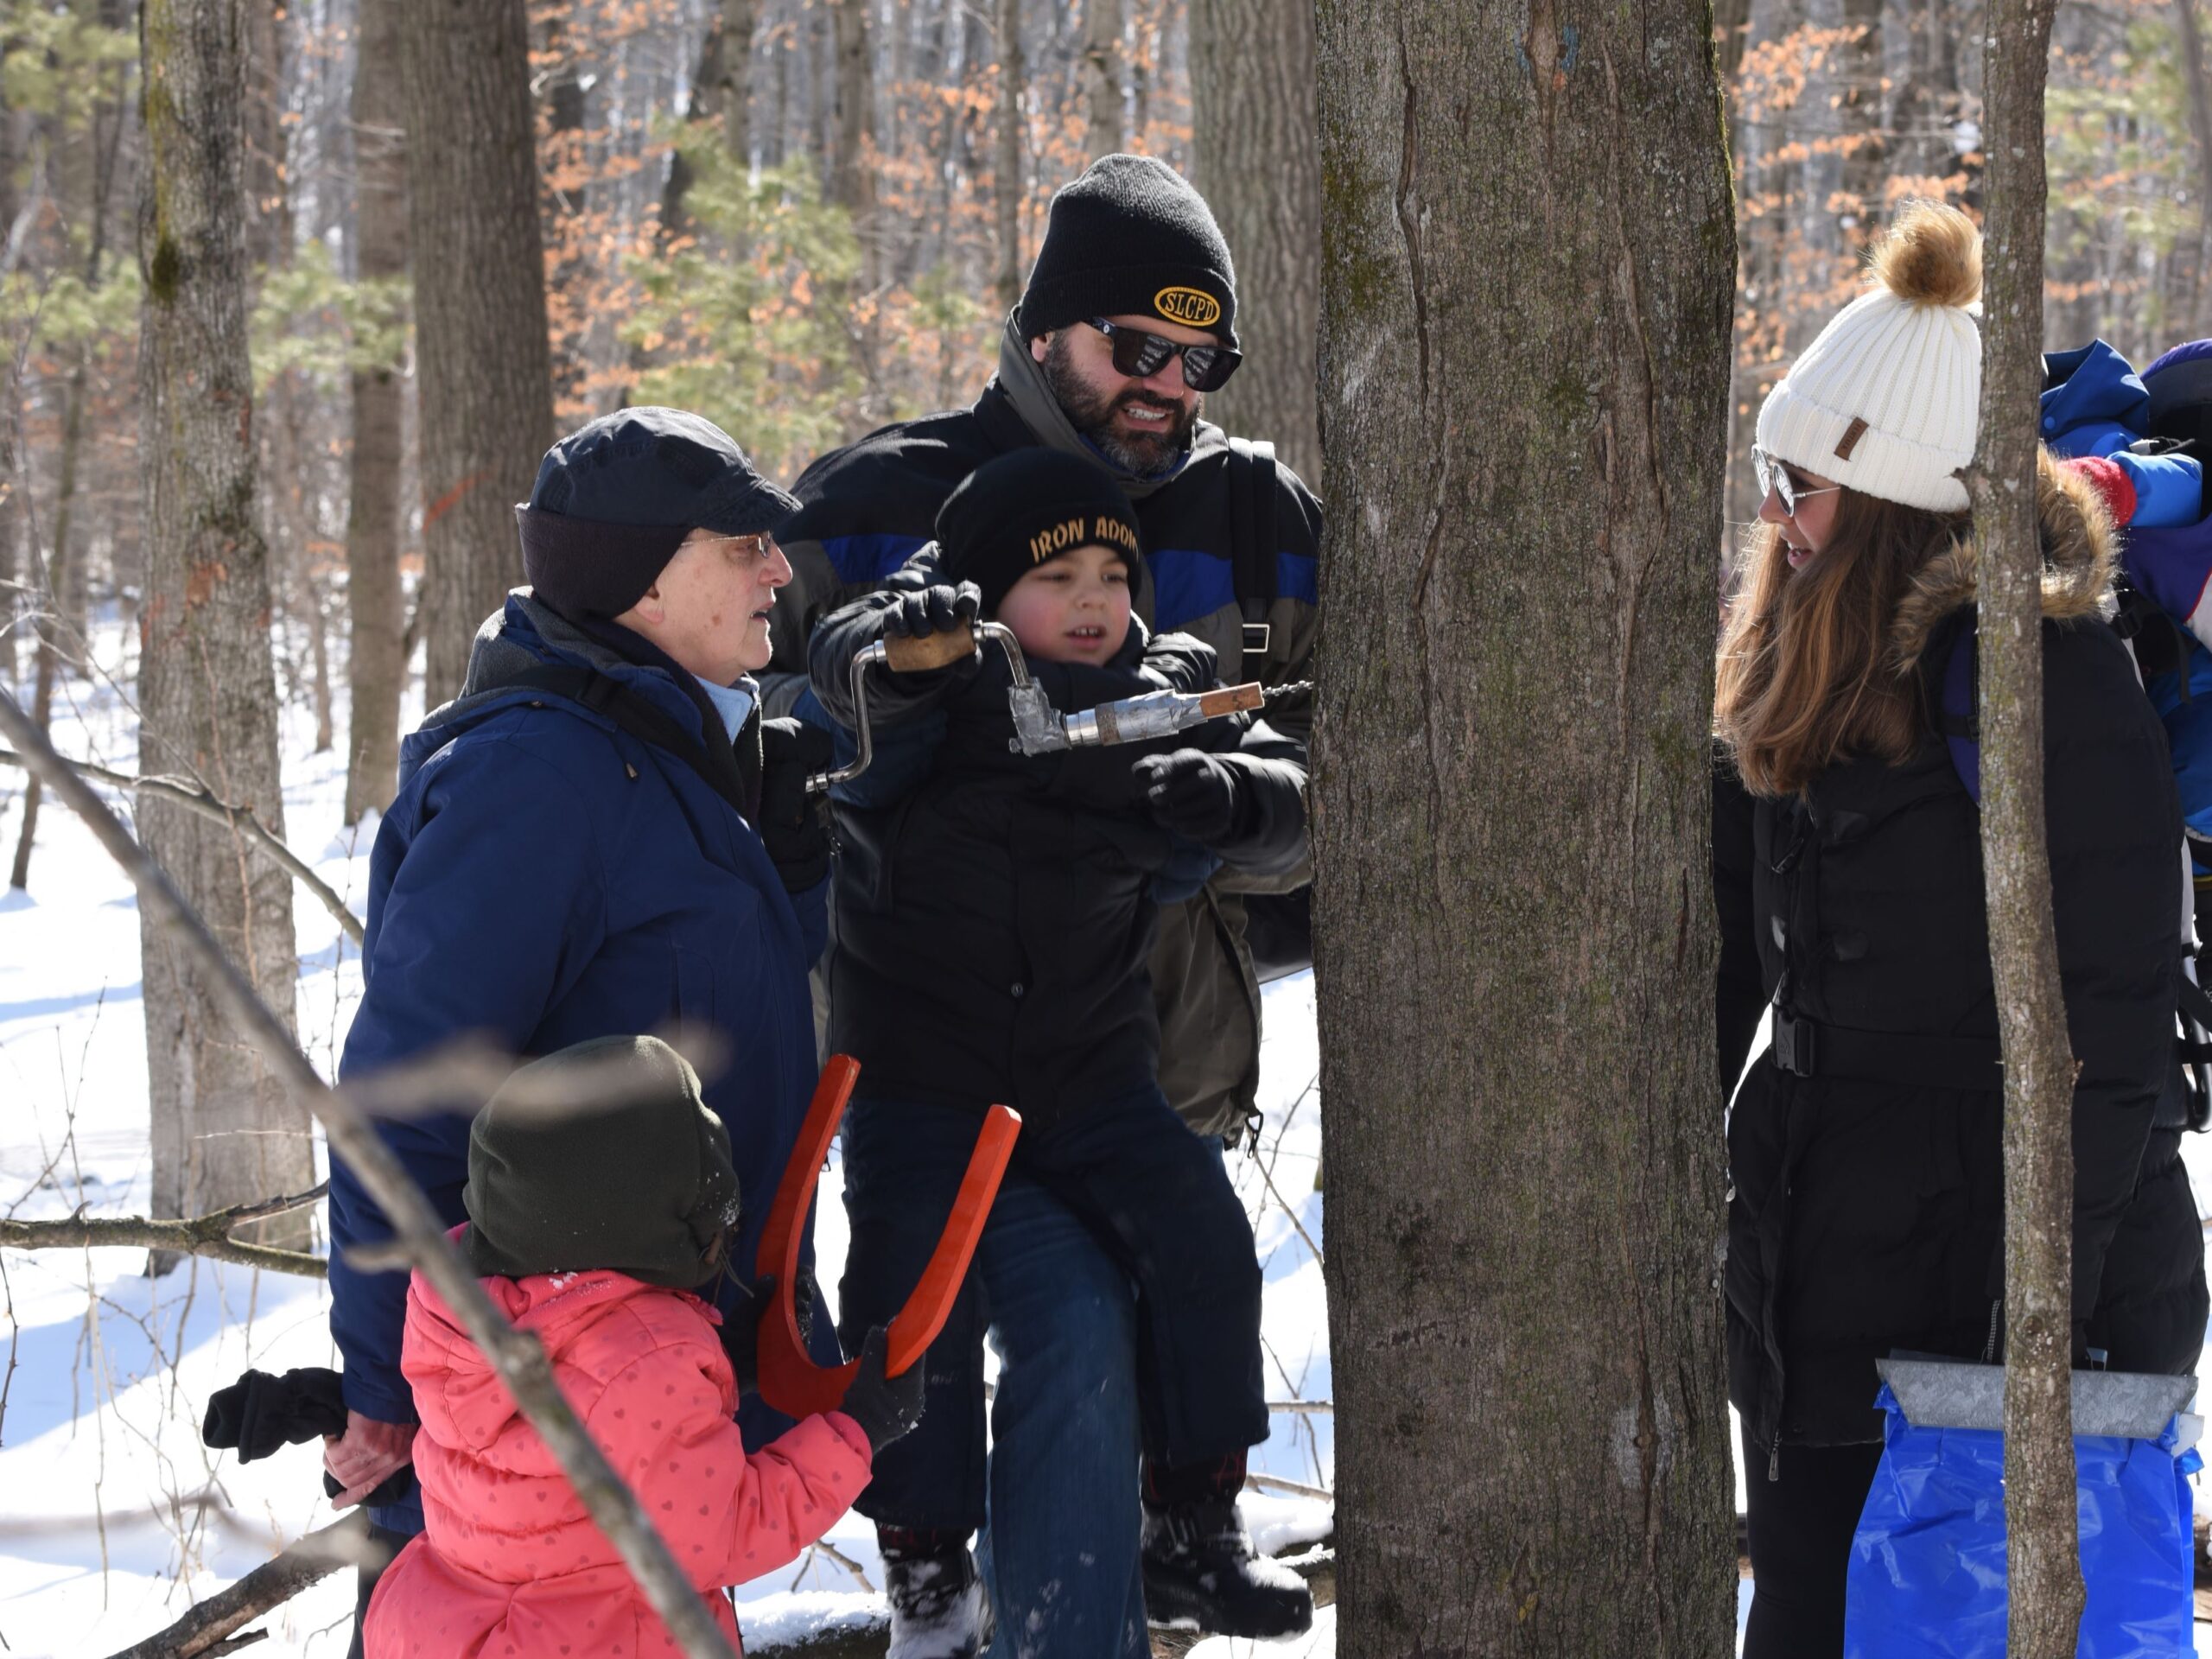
top-left (0, 619), bottom-right (1332, 1656)
top-left (5, 616), bottom-right (2208, 1657)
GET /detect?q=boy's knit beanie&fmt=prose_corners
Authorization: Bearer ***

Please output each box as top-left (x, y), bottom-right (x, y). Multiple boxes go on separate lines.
top-left (1016, 155), bottom-right (1239, 351)
top-left (1756, 201), bottom-right (1983, 513)
top-left (461, 1035), bottom-right (741, 1289)
top-left (936, 449), bottom-right (1143, 617)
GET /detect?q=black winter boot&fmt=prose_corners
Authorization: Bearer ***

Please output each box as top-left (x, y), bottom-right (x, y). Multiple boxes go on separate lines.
top-left (880, 1538), bottom-right (994, 1659)
top-left (1141, 1498), bottom-right (1314, 1637)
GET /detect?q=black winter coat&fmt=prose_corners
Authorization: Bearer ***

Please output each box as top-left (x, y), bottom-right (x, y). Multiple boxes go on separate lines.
top-left (810, 575), bottom-right (1306, 1132)
top-left (1716, 458), bottom-right (2208, 1460)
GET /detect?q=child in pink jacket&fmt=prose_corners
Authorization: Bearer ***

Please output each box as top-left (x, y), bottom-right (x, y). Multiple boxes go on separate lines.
top-left (364, 1036), bottom-right (922, 1659)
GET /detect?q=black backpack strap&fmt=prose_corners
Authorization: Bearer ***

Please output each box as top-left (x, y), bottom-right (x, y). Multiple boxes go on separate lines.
top-left (501, 664), bottom-right (753, 821)
top-left (1225, 437), bottom-right (1280, 682)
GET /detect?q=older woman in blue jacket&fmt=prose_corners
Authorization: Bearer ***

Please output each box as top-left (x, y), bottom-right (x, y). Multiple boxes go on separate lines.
top-left (323, 409), bottom-right (839, 1652)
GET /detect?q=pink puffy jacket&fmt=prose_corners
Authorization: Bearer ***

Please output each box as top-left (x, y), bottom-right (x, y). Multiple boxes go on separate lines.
top-left (364, 1263), bottom-right (872, 1659)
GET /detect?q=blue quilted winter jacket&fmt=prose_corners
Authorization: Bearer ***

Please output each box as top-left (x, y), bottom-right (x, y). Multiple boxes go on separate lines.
top-left (328, 593), bottom-right (833, 1455)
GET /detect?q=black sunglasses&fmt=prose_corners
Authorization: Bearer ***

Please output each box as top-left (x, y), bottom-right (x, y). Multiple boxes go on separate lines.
top-left (1084, 317), bottom-right (1242, 393)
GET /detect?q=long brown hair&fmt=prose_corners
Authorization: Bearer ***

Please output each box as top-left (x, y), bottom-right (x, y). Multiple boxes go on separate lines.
top-left (1714, 487), bottom-right (1969, 798)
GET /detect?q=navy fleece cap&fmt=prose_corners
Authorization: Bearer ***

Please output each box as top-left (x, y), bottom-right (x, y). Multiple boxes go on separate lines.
top-left (516, 407), bottom-right (799, 620)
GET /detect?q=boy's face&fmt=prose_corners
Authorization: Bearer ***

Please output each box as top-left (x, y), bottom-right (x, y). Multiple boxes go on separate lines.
top-left (996, 542), bottom-right (1134, 665)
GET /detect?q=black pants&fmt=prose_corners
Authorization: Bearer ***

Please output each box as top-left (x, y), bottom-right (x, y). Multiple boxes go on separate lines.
top-left (343, 1521), bottom-right (410, 1659)
top-left (1740, 1426), bottom-right (1883, 1659)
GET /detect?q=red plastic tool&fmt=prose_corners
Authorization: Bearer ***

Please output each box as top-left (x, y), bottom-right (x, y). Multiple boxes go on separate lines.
top-left (754, 1054), bottom-right (1022, 1419)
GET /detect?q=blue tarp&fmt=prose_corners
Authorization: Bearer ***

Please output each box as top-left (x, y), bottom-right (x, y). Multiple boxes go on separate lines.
top-left (1844, 1382), bottom-right (2200, 1658)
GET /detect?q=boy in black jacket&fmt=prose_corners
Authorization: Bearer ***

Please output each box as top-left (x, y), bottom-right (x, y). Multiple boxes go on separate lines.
top-left (808, 449), bottom-right (1312, 1655)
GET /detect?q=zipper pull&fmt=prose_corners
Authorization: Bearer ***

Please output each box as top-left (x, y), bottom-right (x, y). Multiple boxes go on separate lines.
top-left (1768, 1442), bottom-right (1781, 1483)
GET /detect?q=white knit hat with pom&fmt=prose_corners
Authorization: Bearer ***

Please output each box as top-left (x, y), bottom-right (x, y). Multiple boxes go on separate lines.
top-left (1755, 201), bottom-right (1984, 513)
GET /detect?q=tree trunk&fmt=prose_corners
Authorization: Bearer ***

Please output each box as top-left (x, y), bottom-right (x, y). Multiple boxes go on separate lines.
top-left (659, 12), bottom-right (725, 248)
top-left (342, 0), bottom-right (405, 826)
top-left (400, 0), bottom-right (554, 705)
top-left (723, 0), bottom-right (756, 165)
top-left (1189, 0), bottom-right (1322, 483)
top-left (993, 0), bottom-right (1024, 315)
top-left (1312, 0), bottom-right (1738, 1649)
top-left (1085, 0), bottom-right (1126, 154)
top-left (1974, 0), bottom-right (2081, 1646)
top-left (137, 0), bottom-right (311, 1254)
top-left (831, 0), bottom-right (874, 223)
top-left (8, 357), bottom-right (89, 892)
top-left (2177, 0), bottom-right (2212, 337)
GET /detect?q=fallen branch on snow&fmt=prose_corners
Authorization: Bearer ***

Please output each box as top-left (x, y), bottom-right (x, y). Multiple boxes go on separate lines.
top-left (102, 1512), bottom-right (372, 1659)
top-left (0, 1183), bottom-right (328, 1277)
top-left (0, 746), bottom-right (365, 948)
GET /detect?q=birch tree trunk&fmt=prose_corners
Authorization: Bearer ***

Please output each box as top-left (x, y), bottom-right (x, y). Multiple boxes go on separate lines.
top-left (137, 0), bottom-right (311, 1252)
top-left (1313, 0), bottom-right (1738, 1649)
top-left (342, 0), bottom-right (405, 826)
top-left (401, 0), bottom-right (553, 704)
top-left (1190, 0), bottom-right (1322, 483)
top-left (1974, 0), bottom-right (2082, 1646)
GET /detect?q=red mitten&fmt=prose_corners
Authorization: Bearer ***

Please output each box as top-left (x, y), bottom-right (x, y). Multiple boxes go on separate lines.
top-left (2062, 454), bottom-right (2138, 527)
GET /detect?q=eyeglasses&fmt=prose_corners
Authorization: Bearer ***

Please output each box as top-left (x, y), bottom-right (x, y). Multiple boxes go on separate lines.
top-left (689, 531), bottom-right (783, 569)
top-left (1084, 317), bottom-right (1242, 393)
top-left (1753, 448), bottom-right (1842, 518)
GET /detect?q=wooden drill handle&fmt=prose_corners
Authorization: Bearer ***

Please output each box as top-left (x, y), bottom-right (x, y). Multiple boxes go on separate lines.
top-left (1198, 683), bottom-right (1265, 717)
top-left (881, 622), bottom-right (977, 673)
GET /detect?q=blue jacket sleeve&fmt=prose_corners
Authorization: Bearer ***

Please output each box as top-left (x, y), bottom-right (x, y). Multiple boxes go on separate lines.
top-left (329, 733), bottom-right (610, 1421)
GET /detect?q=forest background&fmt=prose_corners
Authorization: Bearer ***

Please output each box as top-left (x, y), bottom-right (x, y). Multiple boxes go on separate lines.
top-left (0, 0), bottom-right (2202, 837)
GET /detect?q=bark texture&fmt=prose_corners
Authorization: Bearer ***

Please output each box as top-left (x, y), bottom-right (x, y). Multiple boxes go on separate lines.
top-left (342, 0), bottom-right (406, 825)
top-left (1312, 0), bottom-right (1738, 1650)
top-left (2177, 0), bottom-right (2212, 337)
top-left (400, 0), bottom-right (553, 704)
top-left (137, 0), bottom-right (311, 1251)
top-left (993, 0), bottom-right (1024, 315)
top-left (1973, 0), bottom-right (2082, 1647)
top-left (1190, 0), bottom-right (1323, 484)
top-left (1084, 0), bottom-right (1126, 154)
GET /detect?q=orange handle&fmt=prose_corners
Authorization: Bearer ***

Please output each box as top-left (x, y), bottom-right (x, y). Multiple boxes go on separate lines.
top-left (881, 625), bottom-right (977, 674)
top-left (753, 1055), bottom-right (1022, 1420)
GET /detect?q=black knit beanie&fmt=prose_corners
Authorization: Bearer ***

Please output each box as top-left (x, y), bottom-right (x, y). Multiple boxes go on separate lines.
top-left (1016, 155), bottom-right (1238, 351)
top-left (935, 450), bottom-right (1143, 617)
top-left (515, 406), bottom-right (800, 620)
top-left (461, 1035), bottom-right (741, 1289)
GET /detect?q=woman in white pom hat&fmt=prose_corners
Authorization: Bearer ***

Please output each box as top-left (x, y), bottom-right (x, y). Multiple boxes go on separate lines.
top-left (1712, 201), bottom-right (2206, 1656)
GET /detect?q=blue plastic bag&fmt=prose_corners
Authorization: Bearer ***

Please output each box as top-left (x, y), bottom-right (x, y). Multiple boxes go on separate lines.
top-left (1844, 1381), bottom-right (2202, 1658)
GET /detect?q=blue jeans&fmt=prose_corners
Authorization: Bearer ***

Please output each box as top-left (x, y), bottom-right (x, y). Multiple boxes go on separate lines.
top-left (841, 1096), bottom-right (1153, 1659)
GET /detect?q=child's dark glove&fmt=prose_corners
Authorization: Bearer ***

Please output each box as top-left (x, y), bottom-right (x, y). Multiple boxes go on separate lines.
top-left (717, 1276), bottom-right (772, 1395)
top-left (836, 1325), bottom-right (925, 1452)
top-left (1133, 750), bottom-right (1243, 846)
top-left (883, 582), bottom-right (982, 646)
top-left (758, 719), bottom-right (832, 892)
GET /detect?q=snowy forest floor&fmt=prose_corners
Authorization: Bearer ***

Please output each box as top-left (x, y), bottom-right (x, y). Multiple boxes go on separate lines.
top-left (1, 616), bottom-right (2208, 1656)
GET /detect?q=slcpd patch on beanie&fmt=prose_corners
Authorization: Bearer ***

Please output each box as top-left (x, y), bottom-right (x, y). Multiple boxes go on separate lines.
top-left (516, 406), bottom-right (800, 620)
top-left (461, 1035), bottom-right (741, 1290)
top-left (1016, 155), bottom-right (1239, 351)
top-left (1756, 201), bottom-right (1983, 514)
top-left (935, 449), bottom-right (1143, 617)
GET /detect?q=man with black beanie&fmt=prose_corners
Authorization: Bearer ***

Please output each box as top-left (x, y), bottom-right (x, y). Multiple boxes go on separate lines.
top-left (772, 157), bottom-right (1319, 1650)
top-left (324, 408), bottom-right (844, 1657)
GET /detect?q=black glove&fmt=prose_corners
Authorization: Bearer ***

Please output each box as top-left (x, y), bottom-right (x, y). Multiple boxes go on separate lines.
top-left (882, 582), bottom-right (982, 645)
top-left (758, 718), bottom-right (833, 893)
top-left (836, 1325), bottom-right (925, 1452)
top-left (204, 1367), bottom-right (346, 1461)
top-left (1132, 750), bottom-right (1243, 847)
top-left (717, 1276), bottom-right (772, 1395)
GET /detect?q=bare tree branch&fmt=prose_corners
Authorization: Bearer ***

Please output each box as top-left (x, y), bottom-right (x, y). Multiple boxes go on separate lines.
top-left (102, 1513), bottom-right (369, 1659)
top-left (0, 688), bottom-right (741, 1659)
top-left (0, 746), bottom-right (365, 947)
top-left (0, 1183), bottom-right (329, 1278)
